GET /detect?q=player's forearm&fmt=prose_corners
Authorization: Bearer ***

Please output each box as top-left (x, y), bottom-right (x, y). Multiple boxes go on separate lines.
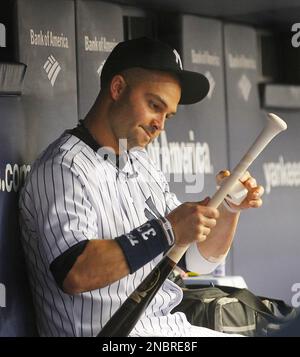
top-left (197, 204), bottom-right (240, 261)
top-left (63, 239), bottom-right (129, 294)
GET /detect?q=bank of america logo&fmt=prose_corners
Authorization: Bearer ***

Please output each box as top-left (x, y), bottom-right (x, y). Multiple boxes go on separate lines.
top-left (43, 55), bottom-right (61, 86)
top-left (238, 74), bottom-right (251, 102)
top-left (97, 60), bottom-right (106, 76)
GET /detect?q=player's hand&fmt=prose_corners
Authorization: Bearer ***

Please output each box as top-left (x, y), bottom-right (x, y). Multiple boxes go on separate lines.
top-left (217, 170), bottom-right (264, 211)
top-left (166, 198), bottom-right (219, 245)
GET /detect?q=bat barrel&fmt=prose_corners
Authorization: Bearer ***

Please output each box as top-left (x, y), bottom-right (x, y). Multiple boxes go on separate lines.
top-left (167, 113), bottom-right (287, 263)
top-left (209, 112), bottom-right (287, 208)
top-left (97, 256), bottom-right (176, 336)
top-left (267, 113), bottom-right (287, 132)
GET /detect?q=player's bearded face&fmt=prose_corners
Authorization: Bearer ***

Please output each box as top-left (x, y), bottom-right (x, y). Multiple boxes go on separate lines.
top-left (111, 72), bottom-right (181, 150)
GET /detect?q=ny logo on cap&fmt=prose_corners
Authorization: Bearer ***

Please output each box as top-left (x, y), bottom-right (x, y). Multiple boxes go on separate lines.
top-left (173, 49), bottom-right (183, 70)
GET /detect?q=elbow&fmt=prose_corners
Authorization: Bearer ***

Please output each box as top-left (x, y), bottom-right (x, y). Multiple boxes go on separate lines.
top-left (62, 269), bottom-right (111, 295)
top-left (62, 271), bottom-right (83, 295)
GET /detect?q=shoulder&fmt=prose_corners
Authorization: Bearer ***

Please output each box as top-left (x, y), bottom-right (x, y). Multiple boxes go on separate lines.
top-left (30, 132), bottom-right (98, 178)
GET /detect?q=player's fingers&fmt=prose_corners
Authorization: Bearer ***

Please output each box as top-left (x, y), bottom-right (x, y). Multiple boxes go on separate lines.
top-left (247, 185), bottom-right (264, 200)
top-left (197, 234), bottom-right (208, 243)
top-left (197, 214), bottom-right (217, 229)
top-left (243, 176), bottom-right (257, 189)
top-left (196, 227), bottom-right (211, 243)
top-left (199, 225), bottom-right (211, 236)
top-left (198, 197), bottom-right (210, 206)
top-left (197, 205), bottom-right (220, 219)
top-left (239, 171), bottom-right (251, 183)
top-left (216, 170), bottom-right (230, 184)
top-left (248, 198), bottom-right (263, 208)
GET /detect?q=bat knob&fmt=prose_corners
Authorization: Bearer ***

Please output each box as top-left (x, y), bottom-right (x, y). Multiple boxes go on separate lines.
top-left (267, 113), bottom-right (288, 132)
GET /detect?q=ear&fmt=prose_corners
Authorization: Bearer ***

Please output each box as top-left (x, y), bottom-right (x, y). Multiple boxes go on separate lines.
top-left (110, 74), bottom-right (127, 101)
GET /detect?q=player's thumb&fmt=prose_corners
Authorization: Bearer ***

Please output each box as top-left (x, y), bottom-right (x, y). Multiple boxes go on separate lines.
top-left (198, 197), bottom-right (210, 206)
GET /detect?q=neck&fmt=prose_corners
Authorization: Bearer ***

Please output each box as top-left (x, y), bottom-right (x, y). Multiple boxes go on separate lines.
top-left (84, 97), bottom-right (120, 154)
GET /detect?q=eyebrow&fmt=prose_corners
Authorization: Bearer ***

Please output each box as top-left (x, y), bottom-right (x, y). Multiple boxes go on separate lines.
top-left (147, 93), bottom-right (177, 116)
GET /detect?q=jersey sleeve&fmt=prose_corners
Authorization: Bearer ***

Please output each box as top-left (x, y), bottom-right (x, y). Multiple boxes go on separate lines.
top-left (32, 155), bottom-right (98, 265)
top-left (185, 242), bottom-right (225, 274)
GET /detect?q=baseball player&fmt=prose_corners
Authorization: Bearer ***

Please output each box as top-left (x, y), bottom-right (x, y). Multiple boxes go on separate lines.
top-left (19, 37), bottom-right (264, 337)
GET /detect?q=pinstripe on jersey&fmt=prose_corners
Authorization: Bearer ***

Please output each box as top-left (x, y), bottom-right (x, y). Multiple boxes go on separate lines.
top-left (19, 131), bottom-right (219, 337)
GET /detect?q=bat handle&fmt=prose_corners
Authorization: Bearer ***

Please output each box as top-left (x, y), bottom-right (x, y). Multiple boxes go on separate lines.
top-left (167, 244), bottom-right (189, 264)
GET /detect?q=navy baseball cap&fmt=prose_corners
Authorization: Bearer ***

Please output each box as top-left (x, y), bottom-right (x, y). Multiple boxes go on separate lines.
top-left (100, 37), bottom-right (209, 105)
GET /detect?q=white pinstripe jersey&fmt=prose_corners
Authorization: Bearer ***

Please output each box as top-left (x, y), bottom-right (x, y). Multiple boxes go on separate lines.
top-left (19, 131), bottom-right (220, 337)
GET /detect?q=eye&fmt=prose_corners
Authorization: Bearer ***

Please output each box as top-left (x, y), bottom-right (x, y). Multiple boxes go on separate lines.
top-left (149, 100), bottom-right (160, 111)
top-left (166, 113), bottom-right (175, 120)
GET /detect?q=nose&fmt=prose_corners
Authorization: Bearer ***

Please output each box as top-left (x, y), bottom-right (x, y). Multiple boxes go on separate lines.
top-left (151, 114), bottom-right (166, 132)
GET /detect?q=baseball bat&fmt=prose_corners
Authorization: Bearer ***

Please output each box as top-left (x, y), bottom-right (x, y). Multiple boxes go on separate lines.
top-left (97, 112), bottom-right (287, 337)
